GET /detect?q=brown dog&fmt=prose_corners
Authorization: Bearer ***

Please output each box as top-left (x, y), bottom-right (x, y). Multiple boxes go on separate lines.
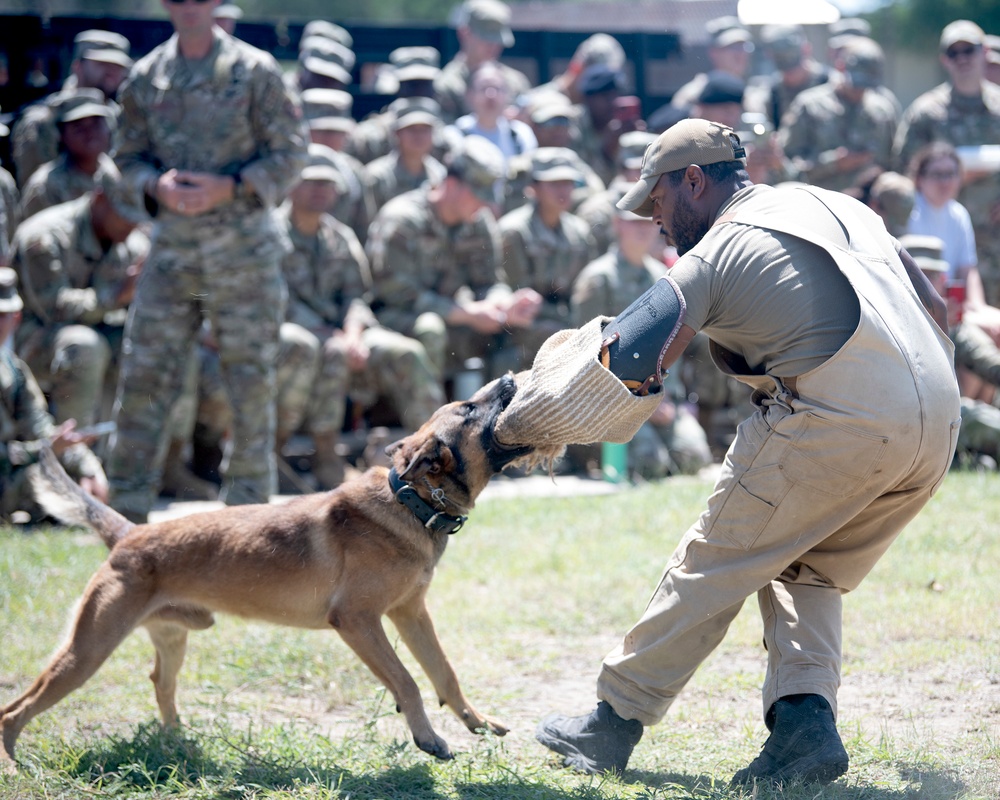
top-left (0, 374), bottom-right (542, 774)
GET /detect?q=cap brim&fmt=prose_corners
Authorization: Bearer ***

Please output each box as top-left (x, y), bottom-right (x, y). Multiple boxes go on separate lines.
top-left (309, 115), bottom-right (355, 131)
top-left (395, 65), bottom-right (440, 82)
top-left (83, 48), bottom-right (133, 68)
top-left (301, 165), bottom-right (344, 183)
top-left (533, 167), bottom-right (582, 182)
top-left (617, 175), bottom-right (657, 218)
top-left (60, 103), bottom-right (113, 124)
top-left (913, 256), bottom-right (949, 274)
top-left (0, 298), bottom-right (23, 312)
top-left (303, 58), bottom-right (351, 84)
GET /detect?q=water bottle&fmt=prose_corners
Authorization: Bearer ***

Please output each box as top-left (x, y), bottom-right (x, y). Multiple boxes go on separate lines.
top-left (601, 441), bottom-right (628, 483)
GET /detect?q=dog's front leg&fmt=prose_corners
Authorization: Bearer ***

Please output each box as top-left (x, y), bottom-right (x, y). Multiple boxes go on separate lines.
top-left (388, 599), bottom-right (509, 738)
top-left (328, 605), bottom-right (453, 759)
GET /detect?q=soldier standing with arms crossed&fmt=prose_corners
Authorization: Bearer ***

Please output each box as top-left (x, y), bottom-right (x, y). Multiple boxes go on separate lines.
top-left (107, 0), bottom-right (308, 522)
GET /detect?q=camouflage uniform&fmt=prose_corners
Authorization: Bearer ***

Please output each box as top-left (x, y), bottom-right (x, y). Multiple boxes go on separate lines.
top-left (0, 167), bottom-right (18, 266)
top-left (778, 83), bottom-right (898, 192)
top-left (108, 28), bottom-right (309, 520)
top-left (276, 202), bottom-right (444, 438)
top-left (571, 247), bottom-right (712, 476)
top-left (893, 81), bottom-right (1000, 302)
top-left (19, 152), bottom-right (118, 220)
top-left (366, 188), bottom-right (507, 379)
top-left (497, 196), bottom-right (596, 372)
top-left (364, 151), bottom-right (445, 213)
top-left (435, 56), bottom-right (531, 124)
top-left (11, 196), bottom-right (147, 427)
top-left (505, 149), bottom-right (603, 214)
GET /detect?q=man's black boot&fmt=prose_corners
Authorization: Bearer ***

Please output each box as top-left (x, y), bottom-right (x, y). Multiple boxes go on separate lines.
top-left (731, 694), bottom-right (849, 787)
top-left (536, 701), bottom-right (643, 774)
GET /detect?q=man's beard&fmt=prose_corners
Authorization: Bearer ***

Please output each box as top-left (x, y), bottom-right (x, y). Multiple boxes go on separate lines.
top-left (669, 193), bottom-right (709, 256)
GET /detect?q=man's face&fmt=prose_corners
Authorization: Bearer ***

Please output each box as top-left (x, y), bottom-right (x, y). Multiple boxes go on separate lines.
top-left (532, 119), bottom-right (571, 148)
top-left (75, 59), bottom-right (128, 99)
top-left (396, 123), bottom-right (435, 158)
top-left (586, 89), bottom-right (619, 129)
top-left (309, 128), bottom-right (349, 152)
top-left (60, 115), bottom-right (111, 161)
top-left (532, 179), bottom-right (574, 214)
top-left (453, 181), bottom-right (488, 223)
top-left (941, 41), bottom-right (985, 85)
top-left (649, 173), bottom-right (710, 256)
top-left (458, 28), bottom-right (504, 65)
top-left (712, 43), bottom-right (751, 77)
top-left (290, 178), bottom-right (338, 213)
top-left (162, 0), bottom-right (222, 35)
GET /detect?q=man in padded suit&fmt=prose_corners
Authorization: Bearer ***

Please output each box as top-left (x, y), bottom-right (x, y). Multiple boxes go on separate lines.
top-left (534, 119), bottom-right (960, 788)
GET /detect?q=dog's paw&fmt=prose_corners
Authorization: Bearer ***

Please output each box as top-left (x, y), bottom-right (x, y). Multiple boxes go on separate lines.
top-left (415, 734), bottom-right (454, 760)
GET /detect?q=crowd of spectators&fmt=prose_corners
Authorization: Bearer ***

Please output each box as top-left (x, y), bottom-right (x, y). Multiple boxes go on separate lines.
top-left (1, 0), bottom-right (999, 523)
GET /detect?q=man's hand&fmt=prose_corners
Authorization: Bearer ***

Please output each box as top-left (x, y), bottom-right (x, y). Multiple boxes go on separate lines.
top-left (49, 419), bottom-right (99, 456)
top-left (79, 473), bottom-right (110, 503)
top-left (500, 287), bottom-right (543, 328)
top-left (116, 256), bottom-right (144, 307)
top-left (155, 169), bottom-right (236, 216)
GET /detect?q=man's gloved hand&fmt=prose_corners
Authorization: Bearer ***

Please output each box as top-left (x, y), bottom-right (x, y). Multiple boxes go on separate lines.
top-left (600, 276), bottom-right (686, 395)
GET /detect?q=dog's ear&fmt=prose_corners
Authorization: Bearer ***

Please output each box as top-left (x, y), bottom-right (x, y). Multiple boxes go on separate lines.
top-left (397, 435), bottom-right (455, 482)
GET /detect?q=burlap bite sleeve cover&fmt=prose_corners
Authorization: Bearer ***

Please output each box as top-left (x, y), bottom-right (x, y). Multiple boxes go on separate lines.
top-left (493, 315), bottom-right (667, 446)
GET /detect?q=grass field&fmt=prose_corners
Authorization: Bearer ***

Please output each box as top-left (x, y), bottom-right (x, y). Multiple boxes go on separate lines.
top-left (0, 469), bottom-right (997, 799)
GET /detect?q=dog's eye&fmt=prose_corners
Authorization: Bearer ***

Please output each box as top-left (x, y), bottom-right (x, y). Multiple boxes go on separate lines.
top-left (460, 402), bottom-right (477, 415)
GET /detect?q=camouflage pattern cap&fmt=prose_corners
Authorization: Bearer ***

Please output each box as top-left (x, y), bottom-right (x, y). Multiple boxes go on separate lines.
top-left (55, 89), bottom-right (114, 125)
top-left (446, 136), bottom-right (506, 204)
top-left (870, 171), bottom-right (915, 236)
top-left (213, 3), bottom-right (244, 20)
top-left (0, 267), bottom-right (23, 313)
top-left (530, 147), bottom-right (583, 182)
top-left (302, 20), bottom-right (354, 50)
top-left (940, 20), bottom-right (985, 52)
top-left (299, 143), bottom-right (348, 193)
top-left (299, 36), bottom-right (355, 84)
top-left (571, 34), bottom-right (626, 71)
top-left (392, 97), bottom-right (441, 131)
top-left (706, 17), bottom-right (753, 49)
top-left (617, 119), bottom-right (747, 218)
top-left (73, 29), bottom-right (133, 68)
top-left (898, 234), bottom-right (949, 274)
top-left (301, 88), bottom-right (355, 132)
top-left (617, 130), bottom-right (658, 169)
top-left (391, 46), bottom-right (441, 82)
top-left (459, 0), bottom-right (515, 48)
top-left (95, 160), bottom-right (146, 225)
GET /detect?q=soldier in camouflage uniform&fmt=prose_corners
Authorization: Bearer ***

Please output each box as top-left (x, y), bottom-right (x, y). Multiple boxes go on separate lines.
top-left (11, 168), bottom-right (145, 430)
top-left (366, 136), bottom-right (542, 386)
top-left (286, 35), bottom-right (355, 95)
top-left (572, 64), bottom-right (630, 187)
top-left (277, 145), bottom-right (445, 486)
top-left (0, 165), bottom-right (17, 267)
top-left (0, 267), bottom-right (108, 519)
top-left (20, 91), bottom-right (117, 220)
top-left (778, 38), bottom-right (898, 192)
top-left (571, 197), bottom-right (712, 478)
top-left (11, 31), bottom-right (131, 188)
top-left (894, 21), bottom-right (1000, 305)
top-left (497, 148), bottom-right (597, 372)
top-left (434, 0), bottom-right (531, 124)
top-left (106, 0), bottom-right (309, 522)
top-left (363, 100), bottom-right (446, 213)
top-left (300, 88), bottom-right (373, 244)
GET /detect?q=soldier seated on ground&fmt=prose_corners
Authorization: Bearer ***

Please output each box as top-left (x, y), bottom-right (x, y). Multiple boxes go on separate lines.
top-left (0, 267), bottom-right (107, 522)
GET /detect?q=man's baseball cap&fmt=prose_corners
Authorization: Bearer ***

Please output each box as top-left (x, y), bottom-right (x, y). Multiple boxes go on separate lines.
top-left (870, 171), bottom-right (915, 235)
top-left (580, 63), bottom-right (626, 96)
top-left (94, 160), bottom-right (146, 225)
top-left (530, 147), bottom-right (583, 183)
top-left (55, 89), bottom-right (114, 125)
top-left (391, 97), bottom-right (441, 131)
top-left (301, 20), bottom-right (353, 50)
top-left (898, 234), bottom-right (949, 275)
top-left (299, 36), bottom-right (354, 84)
top-left (761, 24), bottom-right (806, 70)
top-left (72, 29), bottom-right (133, 69)
top-left (571, 33), bottom-right (626, 71)
top-left (617, 119), bottom-right (747, 218)
top-left (0, 268), bottom-right (23, 313)
top-left (299, 143), bottom-right (348, 192)
top-left (301, 88), bottom-right (355, 132)
top-left (391, 46), bottom-right (441, 82)
top-left (446, 136), bottom-right (506, 204)
top-left (696, 71), bottom-right (746, 105)
top-left (940, 20), bottom-right (985, 52)
top-left (213, 3), bottom-right (243, 21)
top-left (842, 37), bottom-right (884, 89)
top-left (706, 17), bottom-right (753, 50)
top-left (459, 0), bottom-right (515, 48)
top-left (828, 17), bottom-right (871, 51)
top-left (618, 130), bottom-right (658, 169)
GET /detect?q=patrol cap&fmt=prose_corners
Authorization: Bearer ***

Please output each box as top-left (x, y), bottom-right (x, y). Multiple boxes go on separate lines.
top-left (0, 268), bottom-right (23, 313)
top-left (391, 46), bottom-right (441, 82)
top-left (458, 0), bottom-right (515, 48)
top-left (299, 36), bottom-right (355, 84)
top-left (391, 97), bottom-right (441, 131)
top-left (898, 234), bottom-right (949, 274)
top-left (828, 17), bottom-right (871, 51)
top-left (870, 171), bottom-right (915, 235)
top-left (213, 3), bottom-right (244, 20)
top-left (618, 130), bottom-right (658, 169)
top-left (530, 147), bottom-right (582, 182)
top-left (940, 20), bottom-right (985, 52)
top-left (527, 93), bottom-right (575, 125)
top-left (841, 37), bottom-right (884, 89)
top-left (72, 29), bottom-right (133, 68)
top-left (94, 160), bottom-right (146, 224)
top-left (299, 143), bottom-right (348, 192)
top-left (301, 88), bottom-right (355, 132)
top-left (609, 180), bottom-right (648, 221)
top-left (571, 33), bottom-right (626, 71)
top-left (445, 136), bottom-right (506, 204)
top-left (580, 63), bottom-right (626, 96)
top-left (706, 17), bottom-right (753, 49)
top-left (617, 119), bottom-right (747, 218)
top-left (761, 24), bottom-right (805, 70)
top-left (55, 89), bottom-right (113, 125)
top-left (302, 20), bottom-right (353, 50)
top-left (696, 70), bottom-right (746, 105)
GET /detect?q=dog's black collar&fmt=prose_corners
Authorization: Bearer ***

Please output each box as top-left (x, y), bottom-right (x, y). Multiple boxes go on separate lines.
top-left (388, 468), bottom-right (466, 535)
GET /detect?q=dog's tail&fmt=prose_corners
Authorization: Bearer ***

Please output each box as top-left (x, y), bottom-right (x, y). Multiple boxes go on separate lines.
top-left (30, 446), bottom-right (135, 549)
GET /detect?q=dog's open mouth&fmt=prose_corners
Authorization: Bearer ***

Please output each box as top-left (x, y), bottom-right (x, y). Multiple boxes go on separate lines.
top-left (481, 374), bottom-right (533, 471)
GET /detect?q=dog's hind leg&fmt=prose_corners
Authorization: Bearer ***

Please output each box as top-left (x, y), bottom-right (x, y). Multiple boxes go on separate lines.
top-left (0, 567), bottom-right (152, 772)
top-left (145, 621), bottom-right (190, 727)
top-left (388, 597), bottom-right (509, 738)
top-left (328, 603), bottom-right (453, 760)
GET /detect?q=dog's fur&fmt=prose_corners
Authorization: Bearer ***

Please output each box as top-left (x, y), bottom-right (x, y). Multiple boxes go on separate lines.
top-left (0, 374), bottom-right (548, 773)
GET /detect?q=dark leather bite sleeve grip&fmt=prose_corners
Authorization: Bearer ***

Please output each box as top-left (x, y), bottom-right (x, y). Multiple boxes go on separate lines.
top-left (600, 276), bottom-right (687, 395)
